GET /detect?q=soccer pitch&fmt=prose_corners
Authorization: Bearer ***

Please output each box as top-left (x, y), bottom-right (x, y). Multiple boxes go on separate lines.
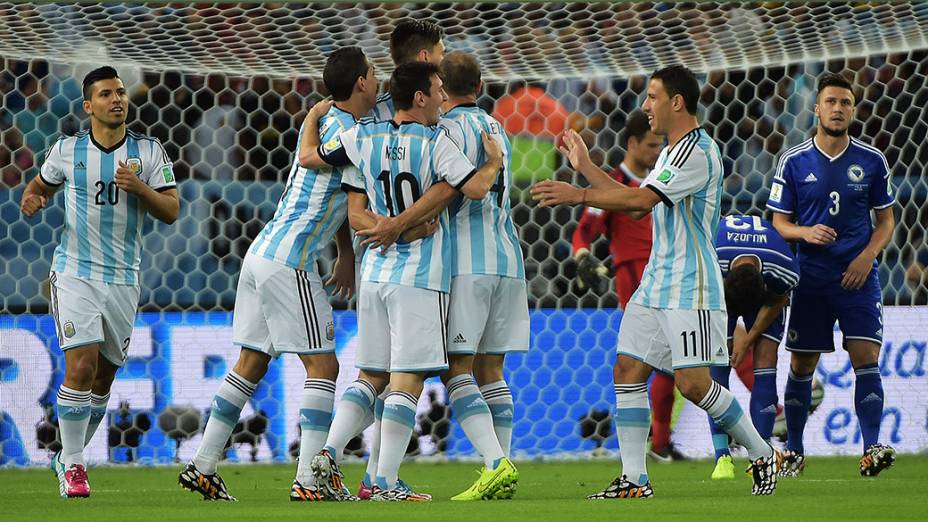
top-left (2, 457), bottom-right (925, 521)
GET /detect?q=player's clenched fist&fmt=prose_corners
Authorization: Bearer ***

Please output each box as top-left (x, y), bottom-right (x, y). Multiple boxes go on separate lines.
top-left (802, 223), bottom-right (837, 245)
top-left (115, 160), bottom-right (147, 195)
top-left (21, 193), bottom-right (48, 217)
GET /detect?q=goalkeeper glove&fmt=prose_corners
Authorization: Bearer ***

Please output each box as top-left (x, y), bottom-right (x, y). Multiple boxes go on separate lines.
top-left (575, 248), bottom-right (610, 295)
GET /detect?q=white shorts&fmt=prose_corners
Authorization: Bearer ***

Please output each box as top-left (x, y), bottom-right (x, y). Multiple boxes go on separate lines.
top-left (232, 253), bottom-right (335, 356)
top-left (356, 281), bottom-right (449, 373)
top-left (447, 275), bottom-right (530, 355)
top-left (617, 302), bottom-right (728, 374)
top-left (49, 272), bottom-right (140, 367)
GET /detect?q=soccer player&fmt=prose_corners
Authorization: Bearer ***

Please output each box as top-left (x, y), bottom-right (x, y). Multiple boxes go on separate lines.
top-left (306, 61), bottom-right (506, 501)
top-left (177, 47), bottom-right (376, 501)
top-left (370, 20), bottom-right (446, 120)
top-left (766, 73), bottom-right (896, 477)
top-left (531, 65), bottom-right (781, 497)
top-left (20, 66), bottom-right (179, 498)
top-left (708, 215), bottom-right (799, 479)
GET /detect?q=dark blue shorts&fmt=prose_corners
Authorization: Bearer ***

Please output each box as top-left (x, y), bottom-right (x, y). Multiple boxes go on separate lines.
top-left (727, 308), bottom-right (786, 344)
top-left (785, 273), bottom-right (883, 353)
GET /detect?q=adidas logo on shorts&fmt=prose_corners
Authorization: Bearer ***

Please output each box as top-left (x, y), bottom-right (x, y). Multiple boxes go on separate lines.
top-left (453, 333), bottom-right (467, 344)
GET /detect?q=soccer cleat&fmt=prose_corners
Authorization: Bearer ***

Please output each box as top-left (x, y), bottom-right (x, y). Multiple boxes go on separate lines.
top-left (310, 449), bottom-right (353, 501)
top-left (587, 475), bottom-right (654, 499)
top-left (860, 444), bottom-right (896, 477)
top-left (290, 479), bottom-right (326, 501)
top-left (357, 480), bottom-right (373, 500)
top-left (648, 443), bottom-right (689, 463)
top-left (178, 461), bottom-right (237, 501)
top-left (51, 451), bottom-right (68, 498)
top-left (370, 481), bottom-right (432, 502)
top-left (750, 448), bottom-right (781, 496)
top-left (711, 455), bottom-right (735, 480)
top-left (450, 458), bottom-right (519, 501)
top-left (779, 449), bottom-right (806, 477)
top-left (62, 463), bottom-right (91, 498)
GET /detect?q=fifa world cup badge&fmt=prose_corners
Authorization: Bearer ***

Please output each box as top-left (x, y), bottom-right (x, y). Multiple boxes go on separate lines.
top-left (126, 157), bottom-right (143, 176)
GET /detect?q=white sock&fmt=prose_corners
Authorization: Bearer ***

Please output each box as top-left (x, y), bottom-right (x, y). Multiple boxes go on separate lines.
top-left (448, 374), bottom-right (504, 469)
top-left (480, 380), bottom-right (514, 457)
top-left (295, 379), bottom-right (336, 484)
top-left (323, 379), bottom-right (376, 462)
top-left (84, 391), bottom-right (110, 447)
top-left (57, 385), bottom-right (91, 467)
top-left (193, 371), bottom-right (256, 474)
top-left (375, 391), bottom-right (418, 491)
top-left (363, 389), bottom-right (388, 487)
top-left (614, 383), bottom-right (650, 486)
top-left (698, 381), bottom-right (772, 461)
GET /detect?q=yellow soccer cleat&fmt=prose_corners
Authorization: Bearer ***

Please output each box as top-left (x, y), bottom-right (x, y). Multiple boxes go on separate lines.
top-left (451, 458), bottom-right (519, 501)
top-left (711, 455), bottom-right (735, 480)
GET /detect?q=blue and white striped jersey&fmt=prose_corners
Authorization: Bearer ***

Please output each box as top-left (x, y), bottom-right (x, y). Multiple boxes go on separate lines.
top-left (370, 93), bottom-right (394, 121)
top-left (438, 104), bottom-right (524, 279)
top-left (716, 215), bottom-right (800, 296)
top-left (632, 127), bottom-right (726, 310)
top-left (249, 106), bottom-right (357, 270)
top-left (40, 130), bottom-right (176, 285)
top-left (333, 119), bottom-right (477, 292)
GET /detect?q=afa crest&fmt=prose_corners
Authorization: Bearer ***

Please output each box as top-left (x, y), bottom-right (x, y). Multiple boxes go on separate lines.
top-left (63, 321), bottom-right (76, 338)
top-left (126, 157), bottom-right (143, 176)
top-left (326, 321), bottom-right (335, 341)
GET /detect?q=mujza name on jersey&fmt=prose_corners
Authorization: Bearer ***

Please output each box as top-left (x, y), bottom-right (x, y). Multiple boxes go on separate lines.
top-left (723, 215), bottom-right (768, 244)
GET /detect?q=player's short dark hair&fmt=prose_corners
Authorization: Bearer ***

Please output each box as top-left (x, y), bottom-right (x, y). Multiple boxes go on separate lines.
top-left (82, 66), bottom-right (120, 100)
top-left (390, 20), bottom-right (443, 66)
top-left (390, 62), bottom-right (441, 111)
top-left (650, 65), bottom-right (700, 115)
top-left (724, 263), bottom-right (767, 318)
top-left (323, 47), bottom-right (370, 102)
top-left (620, 110), bottom-right (652, 149)
top-left (817, 72), bottom-right (855, 102)
top-left (440, 52), bottom-right (480, 97)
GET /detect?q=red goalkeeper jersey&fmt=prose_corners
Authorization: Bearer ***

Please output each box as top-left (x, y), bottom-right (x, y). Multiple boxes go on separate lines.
top-left (571, 163), bottom-right (653, 266)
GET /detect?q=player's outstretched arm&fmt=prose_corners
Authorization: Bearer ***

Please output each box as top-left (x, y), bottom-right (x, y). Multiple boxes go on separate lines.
top-left (115, 161), bottom-right (179, 224)
top-left (20, 175), bottom-right (58, 217)
top-left (357, 182), bottom-right (457, 251)
top-left (842, 206), bottom-right (894, 290)
top-left (457, 131), bottom-right (504, 200)
top-left (557, 129), bottom-right (627, 191)
top-left (531, 180), bottom-right (658, 217)
top-left (731, 293), bottom-right (789, 367)
top-left (298, 99), bottom-right (334, 169)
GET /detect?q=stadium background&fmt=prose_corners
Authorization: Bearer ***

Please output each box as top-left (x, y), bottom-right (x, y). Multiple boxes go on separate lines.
top-left (1, 2), bottom-right (927, 467)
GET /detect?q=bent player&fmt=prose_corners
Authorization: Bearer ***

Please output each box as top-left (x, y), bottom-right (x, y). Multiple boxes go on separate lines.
top-left (177, 47), bottom-right (376, 501)
top-left (708, 215), bottom-right (799, 479)
top-left (766, 73), bottom-right (896, 477)
top-left (20, 66), bottom-right (179, 498)
top-left (532, 65), bottom-right (781, 497)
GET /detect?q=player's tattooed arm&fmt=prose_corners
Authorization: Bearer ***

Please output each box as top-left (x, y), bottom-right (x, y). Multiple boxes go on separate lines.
top-left (20, 175), bottom-right (58, 217)
top-left (298, 99), bottom-right (335, 169)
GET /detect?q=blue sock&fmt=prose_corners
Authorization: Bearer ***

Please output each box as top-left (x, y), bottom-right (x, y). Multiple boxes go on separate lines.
top-left (707, 365), bottom-right (731, 459)
top-left (750, 368), bottom-right (778, 440)
top-left (854, 364), bottom-right (884, 450)
top-left (784, 369), bottom-right (813, 454)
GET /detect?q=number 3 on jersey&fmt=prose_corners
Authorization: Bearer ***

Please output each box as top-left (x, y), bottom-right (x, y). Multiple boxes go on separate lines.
top-left (829, 191), bottom-right (840, 215)
top-left (377, 170), bottom-right (421, 217)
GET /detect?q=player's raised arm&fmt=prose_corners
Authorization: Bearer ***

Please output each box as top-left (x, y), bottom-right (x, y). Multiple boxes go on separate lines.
top-left (297, 99), bottom-right (336, 169)
top-left (557, 129), bottom-right (629, 191)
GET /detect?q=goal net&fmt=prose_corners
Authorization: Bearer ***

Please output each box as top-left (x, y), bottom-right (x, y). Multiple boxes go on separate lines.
top-left (1, 2), bottom-right (927, 466)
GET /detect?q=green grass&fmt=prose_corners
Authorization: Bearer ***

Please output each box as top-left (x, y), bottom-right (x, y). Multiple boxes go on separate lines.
top-left (1, 456), bottom-right (925, 521)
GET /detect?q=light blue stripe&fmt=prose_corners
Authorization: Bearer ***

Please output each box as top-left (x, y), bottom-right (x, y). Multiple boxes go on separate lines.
top-left (343, 386), bottom-right (375, 410)
top-left (123, 138), bottom-right (141, 284)
top-left (615, 407), bottom-right (651, 427)
top-left (374, 397), bottom-right (385, 420)
top-left (210, 395), bottom-right (244, 427)
top-left (89, 406), bottom-right (107, 423)
top-left (680, 198), bottom-right (699, 309)
top-left (368, 127), bottom-right (388, 281)
top-left (99, 150), bottom-right (116, 282)
top-left (57, 404), bottom-right (91, 421)
top-left (657, 204), bottom-right (675, 308)
top-left (707, 142), bottom-right (725, 309)
top-left (299, 408), bottom-right (333, 431)
top-left (282, 170), bottom-right (324, 268)
top-left (381, 402), bottom-right (416, 428)
top-left (73, 135), bottom-right (92, 278)
top-left (714, 400), bottom-right (744, 430)
top-left (711, 434), bottom-right (730, 452)
top-left (488, 403), bottom-right (514, 428)
top-left (451, 393), bottom-right (491, 422)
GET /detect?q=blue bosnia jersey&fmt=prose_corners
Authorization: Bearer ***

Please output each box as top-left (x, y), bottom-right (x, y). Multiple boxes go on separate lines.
top-left (716, 215), bottom-right (800, 296)
top-left (248, 106), bottom-right (357, 270)
top-left (766, 137), bottom-right (894, 289)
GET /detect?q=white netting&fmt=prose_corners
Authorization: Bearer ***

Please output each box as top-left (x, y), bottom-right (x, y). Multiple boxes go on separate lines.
top-left (1, 2), bottom-right (927, 466)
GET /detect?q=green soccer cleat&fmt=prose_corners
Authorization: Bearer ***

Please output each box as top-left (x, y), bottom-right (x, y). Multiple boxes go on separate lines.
top-left (711, 454), bottom-right (735, 480)
top-left (450, 458), bottom-right (519, 501)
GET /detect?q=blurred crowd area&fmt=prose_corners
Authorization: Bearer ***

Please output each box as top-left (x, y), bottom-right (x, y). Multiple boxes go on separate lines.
top-left (2, 48), bottom-right (927, 312)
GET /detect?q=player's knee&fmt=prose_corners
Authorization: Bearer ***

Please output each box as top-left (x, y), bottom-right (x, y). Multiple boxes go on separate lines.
top-left (233, 349), bottom-right (271, 382)
top-left (358, 370), bottom-right (389, 394)
top-left (474, 355), bottom-right (504, 385)
top-left (441, 355), bottom-right (475, 384)
top-left (789, 353), bottom-right (819, 376)
top-left (65, 355), bottom-right (98, 388)
top-left (674, 371), bottom-right (710, 403)
top-left (846, 340), bottom-right (880, 368)
top-left (300, 352), bottom-right (339, 380)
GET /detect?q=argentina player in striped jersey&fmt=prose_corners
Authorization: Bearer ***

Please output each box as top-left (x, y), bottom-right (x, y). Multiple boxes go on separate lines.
top-left (766, 73), bottom-right (896, 478)
top-left (533, 65), bottom-right (781, 497)
top-left (20, 66), bottom-right (179, 498)
top-left (707, 215), bottom-right (799, 480)
top-left (178, 48), bottom-right (378, 502)
top-left (370, 20), bottom-right (446, 121)
top-left (304, 61), bottom-right (509, 502)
